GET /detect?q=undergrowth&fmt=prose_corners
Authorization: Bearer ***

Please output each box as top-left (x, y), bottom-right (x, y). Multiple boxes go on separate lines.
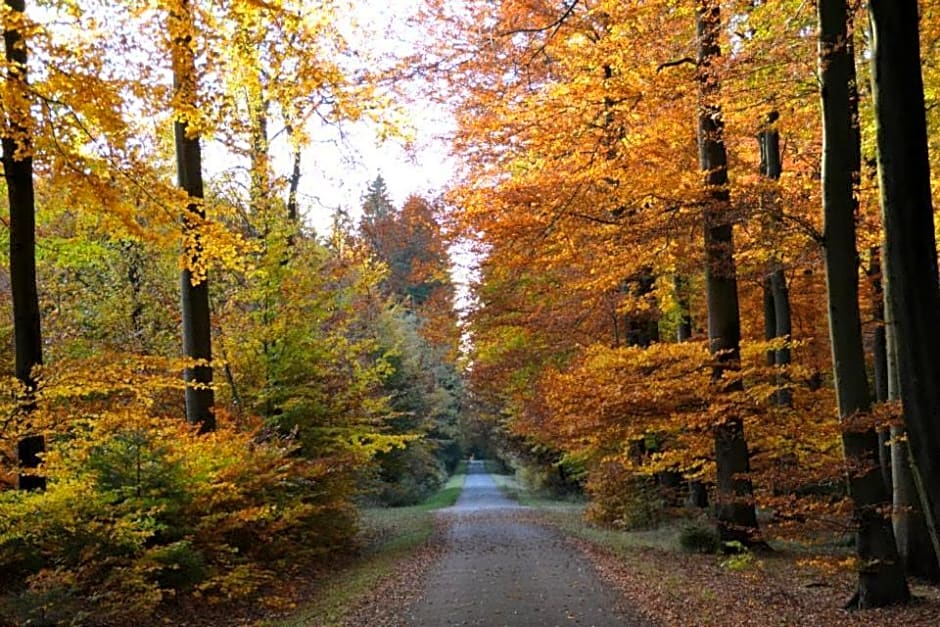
top-left (268, 466), bottom-right (466, 627)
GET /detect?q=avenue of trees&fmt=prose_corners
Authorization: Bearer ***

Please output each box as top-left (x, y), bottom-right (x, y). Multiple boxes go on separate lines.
top-left (4, 0), bottom-right (940, 621)
top-left (434, 0), bottom-right (940, 609)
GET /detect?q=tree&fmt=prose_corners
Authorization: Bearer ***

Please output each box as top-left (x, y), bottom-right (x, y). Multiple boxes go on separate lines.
top-left (696, 0), bottom-right (761, 547)
top-left (170, 0), bottom-right (215, 431)
top-left (869, 0), bottom-right (940, 565)
top-left (817, 0), bottom-right (907, 607)
top-left (3, 0), bottom-right (44, 490)
top-left (757, 112), bottom-right (792, 408)
top-left (884, 265), bottom-right (939, 579)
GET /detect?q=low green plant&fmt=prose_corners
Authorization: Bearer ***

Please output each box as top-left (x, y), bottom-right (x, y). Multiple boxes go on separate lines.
top-left (679, 522), bottom-right (721, 554)
top-left (719, 541), bottom-right (756, 571)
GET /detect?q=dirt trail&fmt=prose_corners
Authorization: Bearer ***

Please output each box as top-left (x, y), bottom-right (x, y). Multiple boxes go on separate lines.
top-left (397, 460), bottom-right (646, 626)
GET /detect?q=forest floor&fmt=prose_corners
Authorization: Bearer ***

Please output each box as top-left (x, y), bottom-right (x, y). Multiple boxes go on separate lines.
top-left (186, 464), bottom-right (940, 627)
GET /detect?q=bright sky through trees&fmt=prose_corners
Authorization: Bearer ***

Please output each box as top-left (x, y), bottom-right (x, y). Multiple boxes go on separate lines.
top-left (263, 0), bottom-right (455, 235)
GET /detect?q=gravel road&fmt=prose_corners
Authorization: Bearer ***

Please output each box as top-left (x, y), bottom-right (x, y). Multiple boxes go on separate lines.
top-left (398, 460), bottom-right (645, 626)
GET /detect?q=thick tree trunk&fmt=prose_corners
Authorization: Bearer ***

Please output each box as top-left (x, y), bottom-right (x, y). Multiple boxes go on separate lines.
top-left (869, 0), bottom-right (940, 568)
top-left (817, 0), bottom-right (908, 607)
top-left (3, 0), bottom-right (44, 491)
top-left (891, 427), bottom-right (940, 580)
top-left (696, 0), bottom-right (760, 546)
top-left (172, 0), bottom-right (215, 431)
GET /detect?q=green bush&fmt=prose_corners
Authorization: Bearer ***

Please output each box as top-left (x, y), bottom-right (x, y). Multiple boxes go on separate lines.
top-left (679, 522), bottom-right (721, 554)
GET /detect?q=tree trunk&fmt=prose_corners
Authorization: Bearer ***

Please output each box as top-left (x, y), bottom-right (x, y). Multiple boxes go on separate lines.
top-left (696, 0), bottom-right (760, 546)
top-left (762, 276), bottom-right (776, 367)
top-left (869, 0), bottom-right (940, 568)
top-left (249, 95), bottom-right (270, 234)
top-left (3, 0), bottom-right (44, 491)
top-left (675, 276), bottom-right (707, 507)
top-left (758, 112), bottom-right (792, 407)
top-left (884, 256), bottom-right (939, 580)
top-left (867, 247), bottom-right (892, 493)
top-left (625, 268), bottom-right (658, 348)
top-left (675, 275), bottom-right (693, 343)
top-left (286, 125), bottom-right (301, 225)
top-left (817, 0), bottom-right (908, 607)
top-left (124, 240), bottom-right (145, 350)
top-left (172, 0), bottom-right (215, 431)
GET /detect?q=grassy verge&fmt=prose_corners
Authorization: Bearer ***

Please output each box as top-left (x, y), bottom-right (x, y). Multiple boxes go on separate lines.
top-left (489, 470), bottom-right (680, 553)
top-left (489, 469), bottom-right (586, 508)
top-left (267, 465), bottom-right (466, 627)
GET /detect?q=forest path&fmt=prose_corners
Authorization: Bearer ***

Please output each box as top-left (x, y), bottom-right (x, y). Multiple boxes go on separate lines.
top-left (397, 460), bottom-right (646, 627)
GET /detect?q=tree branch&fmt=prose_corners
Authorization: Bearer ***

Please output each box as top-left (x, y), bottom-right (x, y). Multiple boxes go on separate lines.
top-left (656, 57), bottom-right (696, 72)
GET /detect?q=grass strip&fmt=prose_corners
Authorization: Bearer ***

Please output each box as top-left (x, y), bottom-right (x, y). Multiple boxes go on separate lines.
top-left (268, 466), bottom-right (466, 627)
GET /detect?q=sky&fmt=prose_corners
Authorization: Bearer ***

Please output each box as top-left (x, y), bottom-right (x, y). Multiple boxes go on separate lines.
top-left (288, 110), bottom-right (456, 236)
top-left (289, 0), bottom-right (457, 236)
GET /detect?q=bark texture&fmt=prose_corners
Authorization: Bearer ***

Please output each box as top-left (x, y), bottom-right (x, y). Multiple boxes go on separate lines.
top-left (4, 0), bottom-right (45, 491)
top-left (696, 0), bottom-right (760, 546)
top-left (818, 0), bottom-right (907, 607)
top-left (869, 0), bottom-right (940, 569)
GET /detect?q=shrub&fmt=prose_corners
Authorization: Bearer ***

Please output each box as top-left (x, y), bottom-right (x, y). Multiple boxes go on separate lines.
top-left (585, 463), bottom-right (664, 530)
top-left (679, 522), bottom-right (721, 554)
top-left (0, 412), bottom-right (359, 623)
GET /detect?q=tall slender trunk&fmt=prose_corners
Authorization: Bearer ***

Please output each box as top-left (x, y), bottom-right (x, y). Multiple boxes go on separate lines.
top-left (762, 277), bottom-right (776, 367)
top-left (884, 254), bottom-right (939, 579)
top-left (869, 0), bottom-right (940, 566)
top-left (172, 0), bottom-right (214, 431)
top-left (758, 112), bottom-right (792, 407)
top-left (283, 117), bottom-right (301, 252)
top-left (249, 95), bottom-right (270, 234)
top-left (675, 276), bottom-right (707, 508)
top-left (286, 124), bottom-right (301, 225)
top-left (3, 0), bottom-right (44, 491)
top-left (817, 0), bottom-right (907, 607)
top-left (674, 276), bottom-right (693, 343)
top-left (125, 240), bottom-right (145, 350)
top-left (867, 248), bottom-right (892, 493)
top-left (696, 0), bottom-right (760, 546)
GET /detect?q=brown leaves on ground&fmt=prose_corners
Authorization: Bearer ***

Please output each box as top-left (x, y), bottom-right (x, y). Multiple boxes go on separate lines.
top-left (577, 539), bottom-right (940, 626)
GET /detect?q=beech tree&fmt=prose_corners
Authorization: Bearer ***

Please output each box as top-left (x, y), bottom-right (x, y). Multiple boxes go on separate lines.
top-left (3, 0), bottom-right (44, 490)
top-left (869, 0), bottom-right (940, 565)
top-left (817, 0), bottom-right (907, 607)
top-left (757, 112), bottom-right (792, 408)
top-left (170, 0), bottom-right (215, 430)
top-left (696, 0), bottom-right (760, 547)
